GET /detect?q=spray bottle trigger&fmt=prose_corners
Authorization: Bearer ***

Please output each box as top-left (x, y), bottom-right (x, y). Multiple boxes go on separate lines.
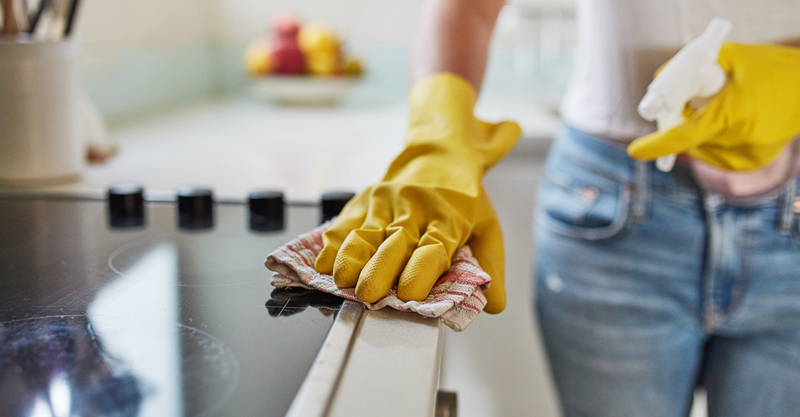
top-left (696, 62), bottom-right (728, 98)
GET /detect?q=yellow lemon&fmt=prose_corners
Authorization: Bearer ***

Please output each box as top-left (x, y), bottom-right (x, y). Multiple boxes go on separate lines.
top-left (243, 38), bottom-right (272, 76)
top-left (298, 23), bottom-right (340, 54)
top-left (305, 51), bottom-right (340, 76)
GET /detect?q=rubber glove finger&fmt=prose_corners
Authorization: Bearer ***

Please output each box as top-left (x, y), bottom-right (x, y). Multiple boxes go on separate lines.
top-left (627, 100), bottom-right (726, 160)
top-left (687, 145), bottom-right (744, 171)
top-left (330, 187), bottom-right (399, 287)
top-left (479, 120), bottom-right (522, 168)
top-left (396, 218), bottom-right (462, 302)
top-left (467, 215), bottom-right (506, 314)
top-left (396, 241), bottom-right (450, 302)
top-left (715, 42), bottom-right (742, 74)
top-left (352, 207), bottom-right (421, 302)
top-left (354, 227), bottom-right (417, 303)
top-left (332, 227), bottom-right (386, 288)
top-left (315, 194), bottom-right (370, 274)
top-left (688, 140), bottom-right (786, 171)
top-left (317, 186), bottom-right (394, 273)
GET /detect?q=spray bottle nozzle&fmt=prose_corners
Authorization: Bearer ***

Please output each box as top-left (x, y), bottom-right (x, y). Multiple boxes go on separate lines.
top-left (638, 93), bottom-right (666, 123)
top-left (637, 17), bottom-right (733, 172)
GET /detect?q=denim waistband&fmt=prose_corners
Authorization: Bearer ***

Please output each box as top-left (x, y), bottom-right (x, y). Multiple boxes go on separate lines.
top-left (554, 126), bottom-right (800, 233)
top-left (552, 126), bottom-right (704, 201)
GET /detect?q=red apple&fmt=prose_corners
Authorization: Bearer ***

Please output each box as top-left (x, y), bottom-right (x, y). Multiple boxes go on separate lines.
top-left (270, 38), bottom-right (306, 74)
top-left (272, 13), bottom-right (301, 38)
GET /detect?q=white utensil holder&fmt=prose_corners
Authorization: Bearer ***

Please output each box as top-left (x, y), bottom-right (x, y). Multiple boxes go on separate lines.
top-left (0, 37), bottom-right (83, 186)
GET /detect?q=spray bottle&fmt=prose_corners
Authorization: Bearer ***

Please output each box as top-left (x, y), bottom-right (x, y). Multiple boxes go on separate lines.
top-left (638, 17), bottom-right (733, 172)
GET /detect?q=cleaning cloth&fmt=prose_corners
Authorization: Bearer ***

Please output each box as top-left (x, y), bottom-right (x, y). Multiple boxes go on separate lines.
top-left (265, 222), bottom-right (492, 331)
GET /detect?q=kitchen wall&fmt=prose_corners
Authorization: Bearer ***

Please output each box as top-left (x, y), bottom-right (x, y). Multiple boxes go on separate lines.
top-left (75, 0), bottom-right (430, 121)
top-left (76, 0), bottom-right (216, 121)
top-left (74, 0), bottom-right (575, 122)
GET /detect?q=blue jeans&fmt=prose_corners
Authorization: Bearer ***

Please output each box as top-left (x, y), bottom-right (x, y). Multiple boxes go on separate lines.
top-left (535, 127), bottom-right (800, 417)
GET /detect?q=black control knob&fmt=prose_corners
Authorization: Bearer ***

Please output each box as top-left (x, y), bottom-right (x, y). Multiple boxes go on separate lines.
top-left (249, 190), bottom-right (284, 232)
top-left (321, 191), bottom-right (355, 224)
top-left (108, 183), bottom-right (145, 228)
top-left (177, 187), bottom-right (214, 230)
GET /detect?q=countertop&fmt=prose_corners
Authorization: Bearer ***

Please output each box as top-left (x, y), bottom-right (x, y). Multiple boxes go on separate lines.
top-left (0, 96), bottom-right (561, 201)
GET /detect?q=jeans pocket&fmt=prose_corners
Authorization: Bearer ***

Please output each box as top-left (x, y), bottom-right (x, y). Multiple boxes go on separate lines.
top-left (536, 168), bottom-right (631, 241)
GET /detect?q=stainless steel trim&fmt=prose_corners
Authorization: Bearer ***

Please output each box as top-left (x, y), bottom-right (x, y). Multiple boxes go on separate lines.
top-left (435, 391), bottom-right (458, 417)
top-left (285, 300), bottom-right (365, 417)
top-left (326, 308), bottom-right (443, 417)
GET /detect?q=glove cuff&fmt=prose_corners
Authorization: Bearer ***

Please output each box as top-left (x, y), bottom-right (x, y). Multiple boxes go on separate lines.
top-left (400, 72), bottom-right (521, 171)
top-left (407, 73), bottom-right (478, 130)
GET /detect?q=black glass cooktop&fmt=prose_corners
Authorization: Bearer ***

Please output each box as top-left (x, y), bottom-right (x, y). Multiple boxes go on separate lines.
top-left (0, 195), bottom-right (341, 417)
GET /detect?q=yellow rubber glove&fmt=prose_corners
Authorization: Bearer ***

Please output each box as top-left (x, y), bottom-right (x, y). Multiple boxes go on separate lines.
top-left (314, 73), bottom-right (521, 313)
top-left (628, 42), bottom-right (800, 171)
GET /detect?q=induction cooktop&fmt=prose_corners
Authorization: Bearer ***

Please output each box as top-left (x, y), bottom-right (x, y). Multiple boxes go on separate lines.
top-left (0, 188), bottom-right (353, 417)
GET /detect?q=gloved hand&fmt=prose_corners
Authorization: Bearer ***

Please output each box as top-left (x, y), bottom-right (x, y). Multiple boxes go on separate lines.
top-left (314, 73), bottom-right (520, 313)
top-left (628, 42), bottom-right (800, 171)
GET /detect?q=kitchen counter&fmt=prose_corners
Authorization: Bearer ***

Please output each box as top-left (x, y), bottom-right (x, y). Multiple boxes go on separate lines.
top-left (0, 96), bottom-right (561, 202)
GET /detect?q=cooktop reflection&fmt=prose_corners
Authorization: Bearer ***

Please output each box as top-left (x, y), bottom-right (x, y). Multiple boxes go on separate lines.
top-left (0, 195), bottom-right (342, 417)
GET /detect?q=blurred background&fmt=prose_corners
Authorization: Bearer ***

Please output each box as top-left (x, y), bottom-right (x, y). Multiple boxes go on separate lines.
top-left (75, 0), bottom-right (576, 123)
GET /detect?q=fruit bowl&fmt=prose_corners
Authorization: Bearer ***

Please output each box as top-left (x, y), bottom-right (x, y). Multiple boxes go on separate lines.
top-left (250, 75), bottom-right (361, 107)
top-left (244, 14), bottom-right (365, 107)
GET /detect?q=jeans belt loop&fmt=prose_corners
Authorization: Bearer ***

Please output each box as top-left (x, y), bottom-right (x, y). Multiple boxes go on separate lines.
top-left (795, 178), bottom-right (800, 237)
top-left (778, 177), bottom-right (797, 234)
top-left (632, 160), bottom-right (649, 221)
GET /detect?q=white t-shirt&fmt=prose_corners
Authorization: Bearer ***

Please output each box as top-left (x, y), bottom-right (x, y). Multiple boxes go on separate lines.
top-left (560, 0), bottom-right (800, 140)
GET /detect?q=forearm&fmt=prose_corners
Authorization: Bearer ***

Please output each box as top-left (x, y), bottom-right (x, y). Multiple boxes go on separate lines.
top-left (411, 0), bottom-right (506, 91)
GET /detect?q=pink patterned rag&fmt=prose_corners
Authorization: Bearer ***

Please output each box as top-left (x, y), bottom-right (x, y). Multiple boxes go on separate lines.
top-left (265, 223), bottom-right (492, 331)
